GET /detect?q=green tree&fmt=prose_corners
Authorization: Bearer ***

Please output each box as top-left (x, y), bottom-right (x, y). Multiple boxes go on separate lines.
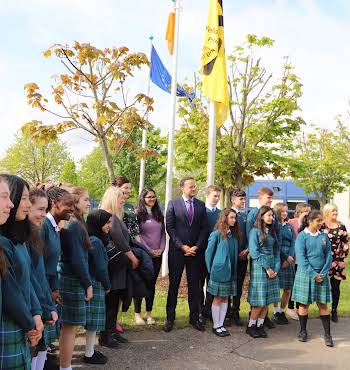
top-left (60, 160), bottom-right (79, 184)
top-left (285, 127), bottom-right (350, 208)
top-left (175, 35), bottom-right (304, 203)
top-left (0, 134), bottom-right (72, 184)
top-left (22, 42), bottom-right (153, 182)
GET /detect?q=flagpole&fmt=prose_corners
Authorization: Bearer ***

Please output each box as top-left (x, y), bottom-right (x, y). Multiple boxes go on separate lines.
top-left (139, 36), bottom-right (154, 195)
top-left (162, 0), bottom-right (181, 277)
top-left (207, 100), bottom-right (216, 186)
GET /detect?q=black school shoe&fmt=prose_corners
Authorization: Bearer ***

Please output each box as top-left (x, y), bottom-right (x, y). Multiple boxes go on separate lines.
top-left (220, 326), bottom-right (230, 337)
top-left (43, 353), bottom-right (59, 370)
top-left (256, 325), bottom-right (268, 338)
top-left (83, 351), bottom-right (108, 365)
top-left (298, 330), bottom-right (308, 342)
top-left (331, 310), bottom-right (338, 323)
top-left (99, 333), bottom-right (120, 348)
top-left (112, 331), bottom-right (128, 343)
top-left (274, 312), bottom-right (288, 325)
top-left (324, 334), bottom-right (334, 347)
top-left (246, 324), bottom-right (260, 338)
top-left (212, 327), bottom-right (226, 337)
top-left (264, 316), bottom-right (276, 329)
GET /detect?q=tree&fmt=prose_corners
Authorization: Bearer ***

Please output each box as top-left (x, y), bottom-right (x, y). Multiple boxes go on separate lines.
top-left (0, 134), bottom-right (72, 184)
top-left (285, 127), bottom-right (350, 208)
top-left (59, 160), bottom-right (79, 184)
top-left (78, 125), bottom-right (167, 201)
top-left (22, 42), bottom-right (153, 182)
top-left (175, 35), bottom-right (304, 203)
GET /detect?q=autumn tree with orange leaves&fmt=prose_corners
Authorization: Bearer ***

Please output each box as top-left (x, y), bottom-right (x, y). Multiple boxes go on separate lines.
top-left (23, 42), bottom-right (153, 181)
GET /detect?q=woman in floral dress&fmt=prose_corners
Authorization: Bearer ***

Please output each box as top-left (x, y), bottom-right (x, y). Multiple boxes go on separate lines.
top-left (320, 203), bottom-right (349, 322)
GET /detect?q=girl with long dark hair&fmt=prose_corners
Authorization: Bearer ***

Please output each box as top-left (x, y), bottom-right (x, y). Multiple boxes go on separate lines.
top-left (83, 209), bottom-right (112, 365)
top-left (28, 188), bottom-right (58, 370)
top-left (205, 208), bottom-right (240, 337)
top-left (59, 185), bottom-right (92, 370)
top-left (273, 203), bottom-right (295, 325)
top-left (292, 210), bottom-right (333, 347)
top-left (0, 175), bottom-right (44, 369)
top-left (247, 205), bottom-right (280, 339)
top-left (134, 188), bottom-right (165, 325)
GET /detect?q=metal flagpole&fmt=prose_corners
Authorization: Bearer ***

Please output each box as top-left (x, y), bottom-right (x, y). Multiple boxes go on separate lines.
top-left (139, 36), bottom-right (154, 194)
top-left (207, 100), bottom-right (216, 186)
top-left (162, 0), bottom-right (181, 277)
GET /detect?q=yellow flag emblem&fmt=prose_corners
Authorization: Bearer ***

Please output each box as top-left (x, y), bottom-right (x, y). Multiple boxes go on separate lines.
top-left (200, 0), bottom-right (229, 127)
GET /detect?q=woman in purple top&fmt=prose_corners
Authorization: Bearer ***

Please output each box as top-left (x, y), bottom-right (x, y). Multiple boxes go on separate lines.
top-left (134, 188), bottom-right (165, 325)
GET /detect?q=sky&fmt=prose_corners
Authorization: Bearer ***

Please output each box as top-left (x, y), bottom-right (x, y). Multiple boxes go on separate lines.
top-left (0, 0), bottom-right (350, 161)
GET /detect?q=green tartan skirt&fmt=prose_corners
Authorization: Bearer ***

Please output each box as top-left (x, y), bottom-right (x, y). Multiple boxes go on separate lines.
top-left (248, 260), bottom-right (280, 307)
top-left (292, 270), bottom-right (332, 305)
top-left (0, 316), bottom-right (31, 370)
top-left (43, 321), bottom-right (60, 346)
top-left (207, 279), bottom-right (237, 297)
top-left (85, 279), bottom-right (106, 332)
top-left (278, 263), bottom-right (295, 290)
top-left (59, 274), bottom-right (87, 326)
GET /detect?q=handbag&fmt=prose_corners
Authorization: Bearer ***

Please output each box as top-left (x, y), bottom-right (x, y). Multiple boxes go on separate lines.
top-left (106, 240), bottom-right (129, 272)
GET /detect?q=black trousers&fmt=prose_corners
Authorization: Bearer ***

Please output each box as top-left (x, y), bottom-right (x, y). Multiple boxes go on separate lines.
top-left (101, 290), bottom-right (120, 336)
top-left (230, 258), bottom-right (248, 316)
top-left (134, 257), bottom-right (162, 312)
top-left (288, 264), bottom-right (299, 310)
top-left (331, 277), bottom-right (341, 311)
top-left (166, 249), bottom-right (200, 322)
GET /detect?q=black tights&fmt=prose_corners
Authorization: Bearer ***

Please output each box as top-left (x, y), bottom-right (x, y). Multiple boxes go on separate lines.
top-left (288, 264), bottom-right (299, 310)
top-left (331, 277), bottom-right (341, 311)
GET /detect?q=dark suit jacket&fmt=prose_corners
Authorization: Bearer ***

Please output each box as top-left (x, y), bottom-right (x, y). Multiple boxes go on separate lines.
top-left (166, 197), bottom-right (208, 252)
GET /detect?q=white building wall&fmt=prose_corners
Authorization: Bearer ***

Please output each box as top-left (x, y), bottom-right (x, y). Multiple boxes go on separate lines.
top-left (333, 187), bottom-right (350, 230)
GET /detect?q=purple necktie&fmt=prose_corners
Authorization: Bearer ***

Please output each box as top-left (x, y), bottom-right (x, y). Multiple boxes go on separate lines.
top-left (187, 200), bottom-right (194, 224)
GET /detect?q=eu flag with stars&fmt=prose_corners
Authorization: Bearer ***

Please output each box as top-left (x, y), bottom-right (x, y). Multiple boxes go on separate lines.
top-left (150, 46), bottom-right (195, 104)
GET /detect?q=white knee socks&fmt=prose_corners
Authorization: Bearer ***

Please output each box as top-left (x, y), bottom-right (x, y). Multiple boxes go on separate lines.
top-left (35, 350), bottom-right (47, 370)
top-left (211, 304), bottom-right (220, 329)
top-left (219, 302), bottom-right (228, 328)
top-left (85, 330), bottom-right (96, 358)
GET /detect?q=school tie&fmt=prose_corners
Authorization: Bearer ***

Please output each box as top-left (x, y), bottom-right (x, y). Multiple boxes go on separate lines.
top-left (187, 200), bottom-right (194, 224)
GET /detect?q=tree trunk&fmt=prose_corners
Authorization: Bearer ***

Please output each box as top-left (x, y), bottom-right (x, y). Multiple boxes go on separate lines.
top-left (317, 196), bottom-right (327, 209)
top-left (235, 173), bottom-right (243, 188)
top-left (99, 137), bottom-right (115, 183)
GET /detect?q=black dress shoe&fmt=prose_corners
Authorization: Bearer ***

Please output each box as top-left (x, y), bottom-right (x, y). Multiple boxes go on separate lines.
top-left (163, 320), bottom-right (174, 332)
top-left (112, 331), bottom-right (128, 343)
top-left (324, 334), bottom-right (334, 347)
top-left (219, 326), bottom-right (230, 337)
top-left (43, 353), bottom-right (59, 370)
top-left (298, 330), bottom-right (308, 342)
top-left (246, 324), bottom-right (259, 338)
top-left (273, 312), bottom-right (286, 325)
top-left (256, 325), bottom-right (268, 338)
top-left (280, 312), bottom-right (289, 325)
top-left (83, 351), bottom-right (108, 365)
top-left (189, 320), bottom-right (206, 331)
top-left (212, 327), bottom-right (226, 337)
top-left (264, 316), bottom-right (276, 329)
top-left (99, 334), bottom-right (120, 348)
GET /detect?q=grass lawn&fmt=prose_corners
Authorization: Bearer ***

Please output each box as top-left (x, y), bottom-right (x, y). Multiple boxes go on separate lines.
top-left (118, 263), bottom-right (350, 331)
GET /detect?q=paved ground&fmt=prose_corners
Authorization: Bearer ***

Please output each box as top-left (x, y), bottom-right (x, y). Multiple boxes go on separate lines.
top-left (71, 318), bottom-right (350, 370)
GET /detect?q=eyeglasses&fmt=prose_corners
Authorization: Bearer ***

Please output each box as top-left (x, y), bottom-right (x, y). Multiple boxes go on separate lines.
top-left (145, 196), bottom-right (157, 199)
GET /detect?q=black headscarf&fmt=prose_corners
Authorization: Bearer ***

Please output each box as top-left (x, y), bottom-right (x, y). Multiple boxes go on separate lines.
top-left (86, 209), bottom-right (112, 246)
top-left (0, 174), bottom-right (32, 244)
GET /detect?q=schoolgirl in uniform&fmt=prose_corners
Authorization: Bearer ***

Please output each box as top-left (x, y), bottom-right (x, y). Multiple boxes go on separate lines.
top-left (59, 186), bottom-right (92, 370)
top-left (292, 210), bottom-right (333, 347)
top-left (247, 206), bottom-right (280, 338)
top-left (28, 188), bottom-right (59, 370)
top-left (205, 208), bottom-right (239, 337)
top-left (84, 209), bottom-right (112, 364)
top-left (273, 203), bottom-right (295, 325)
top-left (0, 175), bottom-right (44, 369)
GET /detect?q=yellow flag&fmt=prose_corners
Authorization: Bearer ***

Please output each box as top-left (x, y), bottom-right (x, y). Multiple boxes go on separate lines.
top-left (166, 12), bottom-right (175, 55)
top-left (200, 0), bottom-right (229, 127)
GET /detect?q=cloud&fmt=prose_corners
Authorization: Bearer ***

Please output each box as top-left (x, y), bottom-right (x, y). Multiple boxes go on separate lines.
top-left (0, 0), bottom-right (350, 162)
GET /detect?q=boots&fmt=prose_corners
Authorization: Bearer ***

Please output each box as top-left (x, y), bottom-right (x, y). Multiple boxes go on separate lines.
top-left (320, 314), bottom-right (334, 347)
top-left (298, 314), bottom-right (308, 342)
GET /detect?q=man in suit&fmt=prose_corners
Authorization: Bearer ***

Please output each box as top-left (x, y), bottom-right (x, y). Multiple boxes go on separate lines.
top-left (164, 177), bottom-right (208, 332)
top-left (200, 185), bottom-right (221, 322)
top-left (228, 187), bottom-right (248, 326)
